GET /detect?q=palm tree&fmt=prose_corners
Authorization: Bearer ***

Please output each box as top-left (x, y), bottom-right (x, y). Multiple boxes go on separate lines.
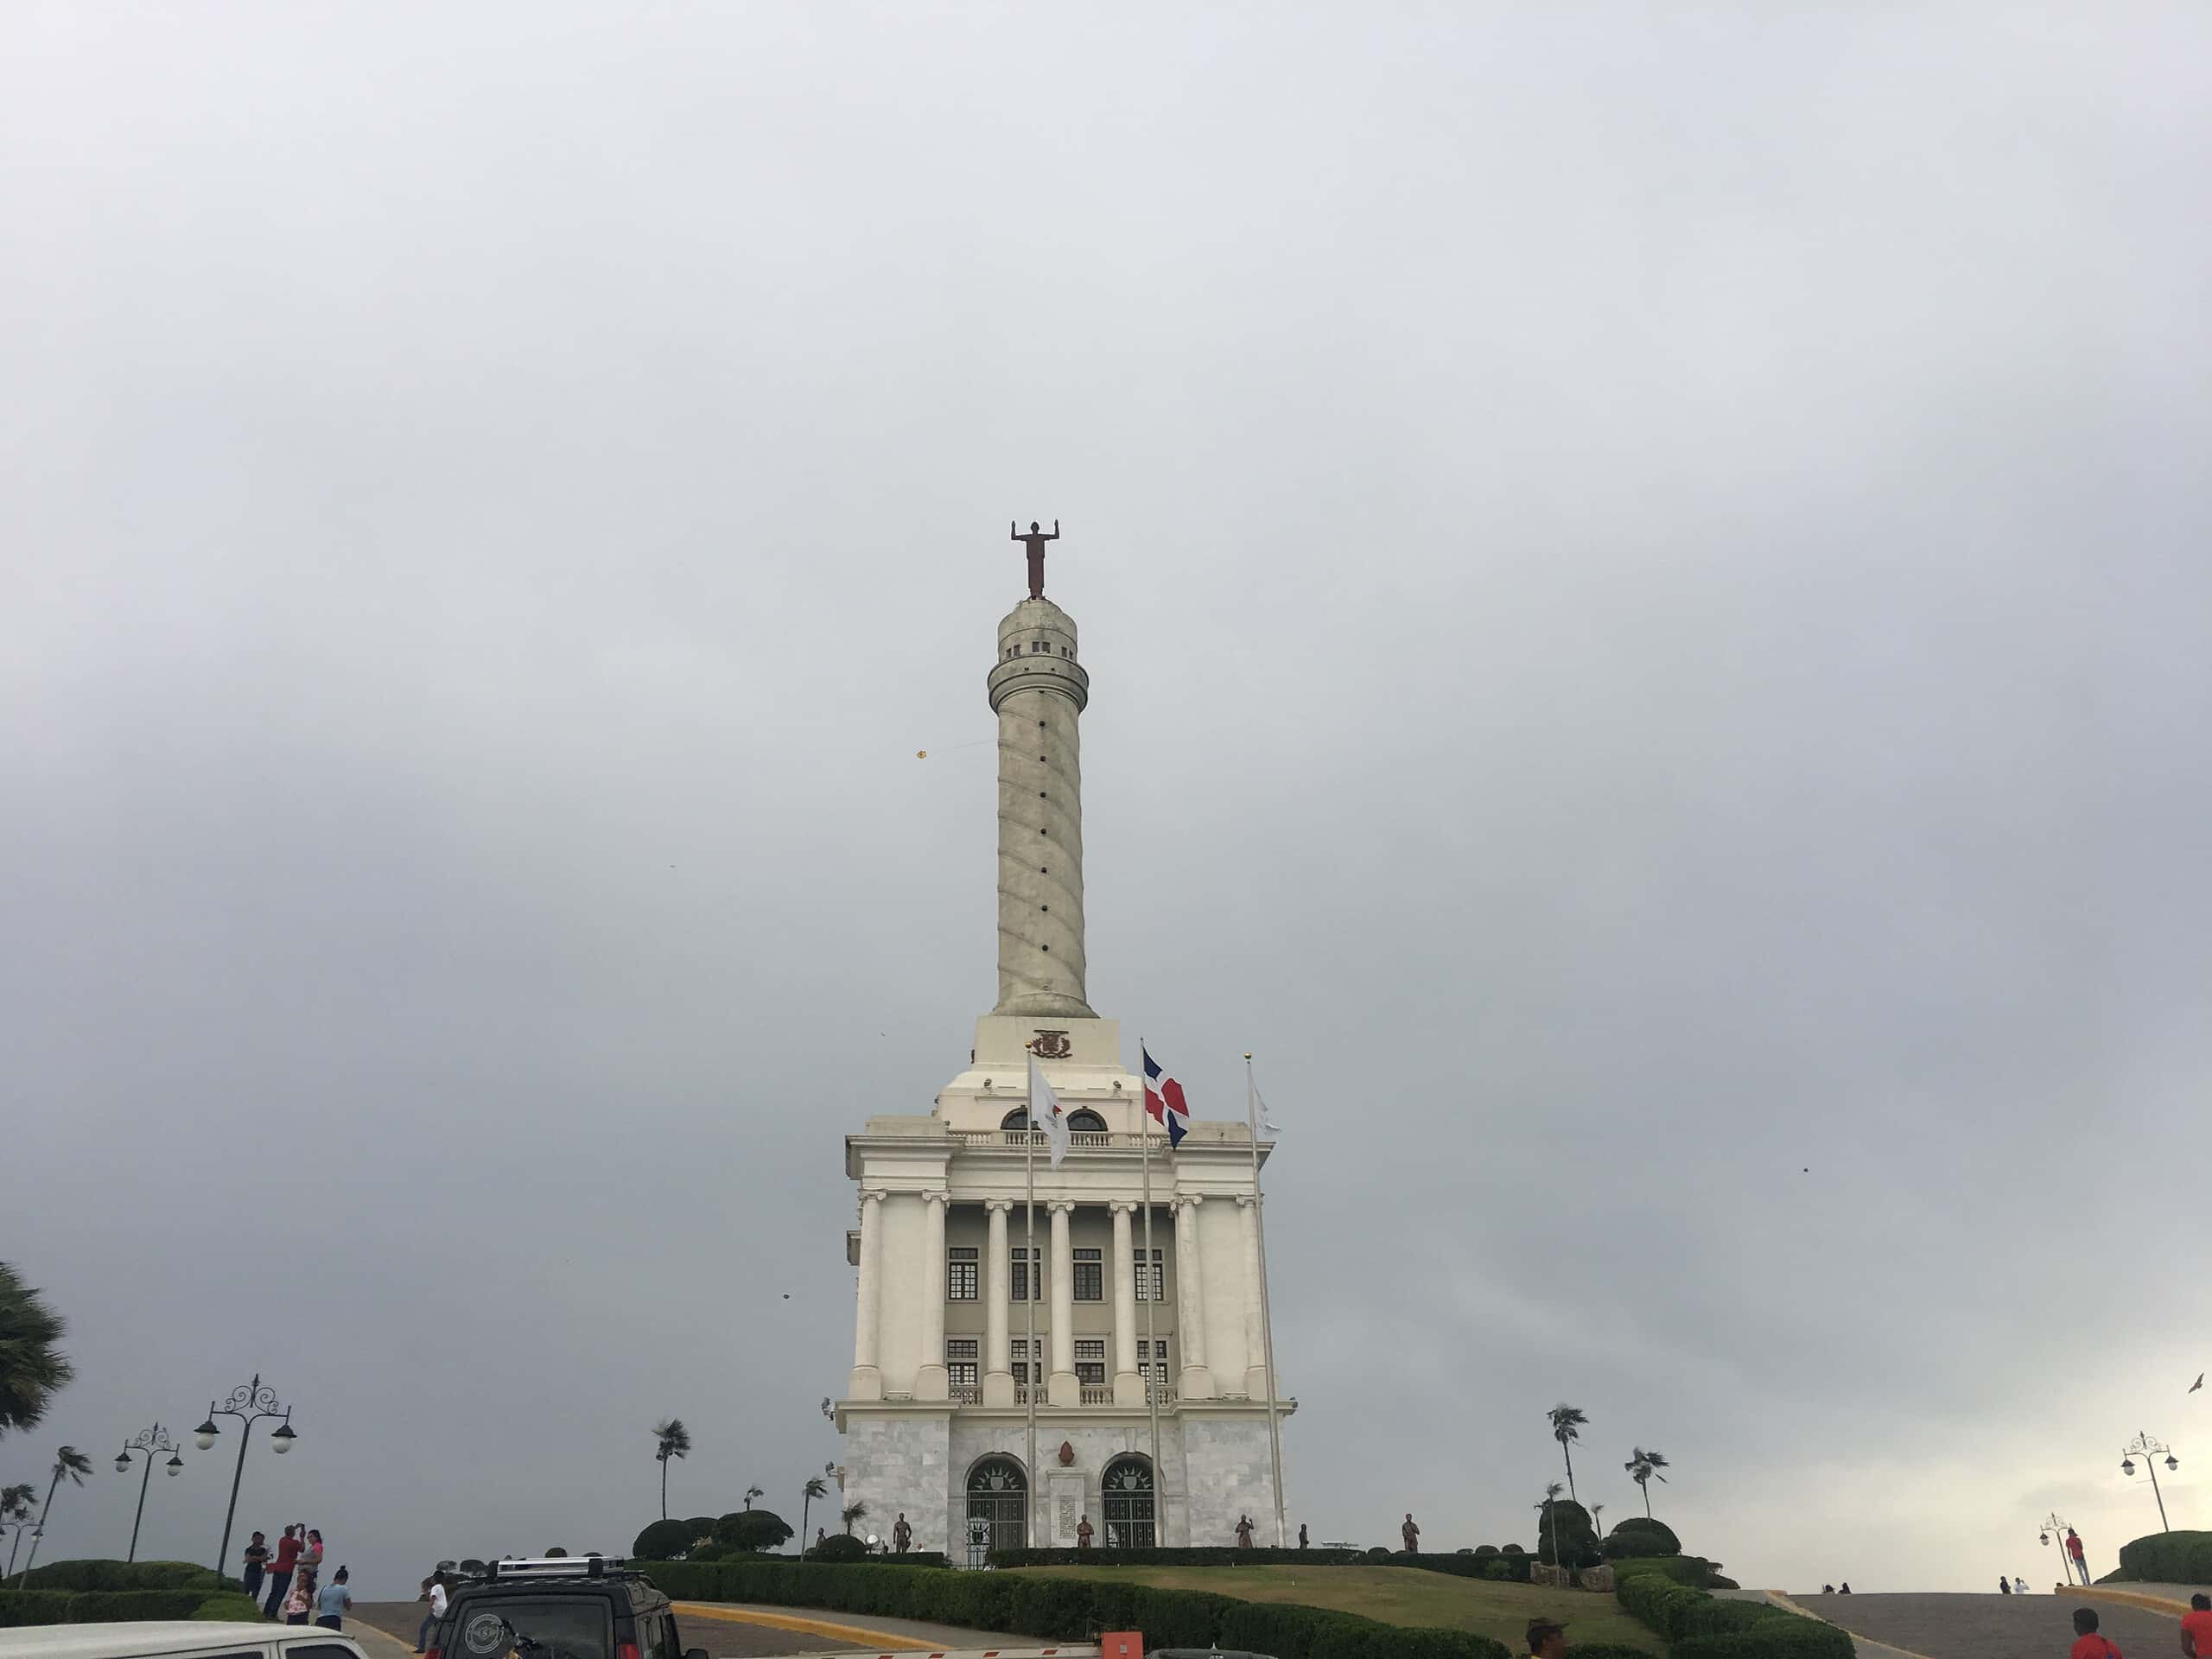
top-left (1535, 1480), bottom-right (1564, 1571)
top-left (1548, 1403), bottom-right (1588, 1503)
top-left (798, 1477), bottom-right (829, 1553)
top-left (1, 1484), bottom-right (35, 1580)
top-left (652, 1419), bottom-right (690, 1521)
top-left (18, 1446), bottom-right (91, 1583)
top-left (0, 1264), bottom-right (74, 1439)
top-left (841, 1500), bottom-right (868, 1536)
top-left (743, 1484), bottom-right (764, 1511)
top-left (1591, 1503), bottom-right (1605, 1541)
top-left (1624, 1447), bottom-right (1669, 1516)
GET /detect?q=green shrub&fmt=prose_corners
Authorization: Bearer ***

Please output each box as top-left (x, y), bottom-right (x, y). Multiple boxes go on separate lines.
top-left (988, 1547), bottom-right (1366, 1568)
top-left (1473, 1544), bottom-right (1502, 1557)
top-left (0, 1592), bottom-right (78, 1627)
top-left (1616, 1554), bottom-right (1722, 1588)
top-left (192, 1593), bottom-right (266, 1621)
top-left (715, 1510), bottom-right (794, 1553)
top-left (633, 1519), bottom-right (697, 1560)
top-left (2116, 1531), bottom-right (2212, 1584)
top-left (1573, 1646), bottom-right (1661, 1659)
top-left (805, 1534), bottom-right (872, 1563)
top-left (22, 1560), bottom-right (232, 1593)
top-left (1614, 1560), bottom-right (1851, 1659)
top-left (1480, 1560), bottom-right (1515, 1580)
top-left (1536, 1499), bottom-right (1603, 1569)
top-left (1606, 1518), bottom-right (1682, 1556)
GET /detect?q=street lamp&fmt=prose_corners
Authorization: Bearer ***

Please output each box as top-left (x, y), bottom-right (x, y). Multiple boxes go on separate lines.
top-left (114, 1424), bottom-right (181, 1564)
top-left (2120, 1432), bottom-right (2178, 1533)
top-left (196, 1374), bottom-right (297, 1579)
top-left (2037, 1512), bottom-right (2081, 1586)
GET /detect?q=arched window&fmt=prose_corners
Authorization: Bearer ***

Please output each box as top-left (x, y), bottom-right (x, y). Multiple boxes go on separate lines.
top-left (964, 1455), bottom-right (1028, 1563)
top-left (1000, 1107), bottom-right (1030, 1131)
top-left (1065, 1109), bottom-right (1106, 1132)
top-left (1100, 1454), bottom-right (1155, 1548)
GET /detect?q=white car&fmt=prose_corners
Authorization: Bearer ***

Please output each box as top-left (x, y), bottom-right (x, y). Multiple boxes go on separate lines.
top-left (0, 1624), bottom-right (370, 1659)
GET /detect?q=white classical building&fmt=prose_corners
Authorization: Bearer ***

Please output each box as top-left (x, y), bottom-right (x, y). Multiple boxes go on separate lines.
top-left (834, 550), bottom-right (1288, 1559)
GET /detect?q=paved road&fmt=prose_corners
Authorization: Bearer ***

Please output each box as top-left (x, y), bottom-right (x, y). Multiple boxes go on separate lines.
top-left (1793, 1592), bottom-right (2180, 1659)
top-left (350, 1599), bottom-right (1034, 1659)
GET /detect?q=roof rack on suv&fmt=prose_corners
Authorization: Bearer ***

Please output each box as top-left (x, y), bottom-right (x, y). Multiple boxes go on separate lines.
top-left (477, 1557), bottom-right (634, 1580)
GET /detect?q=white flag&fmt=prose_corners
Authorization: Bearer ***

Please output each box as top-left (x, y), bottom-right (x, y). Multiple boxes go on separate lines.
top-left (1250, 1076), bottom-right (1283, 1137)
top-left (1028, 1055), bottom-right (1070, 1168)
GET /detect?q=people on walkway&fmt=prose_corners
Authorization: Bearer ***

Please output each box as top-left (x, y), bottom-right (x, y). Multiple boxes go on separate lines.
top-left (242, 1533), bottom-right (270, 1606)
top-left (2016, 1578), bottom-right (2031, 1595)
top-left (2002, 1577), bottom-right (2013, 1594)
top-left (299, 1528), bottom-right (325, 1584)
top-left (281, 1572), bottom-right (313, 1626)
top-left (263, 1526), bottom-right (302, 1618)
top-left (1402, 1513), bottom-right (1421, 1553)
top-left (315, 1568), bottom-right (352, 1631)
top-left (1527, 1618), bottom-right (1567, 1659)
top-left (2067, 1528), bottom-right (2088, 1583)
top-left (2071, 1605), bottom-right (2121, 1659)
top-left (1840, 1583), bottom-right (1853, 1595)
top-left (2181, 1592), bottom-right (2212, 1659)
top-left (1822, 1586), bottom-right (1836, 1595)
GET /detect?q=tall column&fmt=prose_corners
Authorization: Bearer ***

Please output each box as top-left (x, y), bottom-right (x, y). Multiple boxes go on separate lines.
top-left (983, 1200), bottom-right (1014, 1407)
top-left (1047, 1201), bottom-right (1077, 1406)
top-left (1237, 1194), bottom-right (1268, 1400)
top-left (1173, 1196), bottom-right (1214, 1401)
top-left (1110, 1201), bottom-right (1142, 1406)
top-left (848, 1190), bottom-right (886, 1401)
top-left (987, 596), bottom-right (1095, 1018)
top-left (914, 1192), bottom-right (950, 1402)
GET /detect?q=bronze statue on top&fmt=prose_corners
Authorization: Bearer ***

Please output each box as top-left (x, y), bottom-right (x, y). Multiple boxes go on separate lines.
top-left (1012, 519), bottom-right (1060, 600)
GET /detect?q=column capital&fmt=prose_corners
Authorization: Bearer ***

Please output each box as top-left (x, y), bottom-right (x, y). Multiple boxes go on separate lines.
top-left (921, 1190), bottom-right (950, 1208)
top-left (1047, 1199), bottom-right (1076, 1215)
top-left (1174, 1193), bottom-right (1205, 1212)
top-left (984, 1199), bottom-right (1014, 1214)
top-left (1108, 1200), bottom-right (1137, 1215)
top-left (1234, 1193), bottom-right (1258, 1209)
top-left (861, 1189), bottom-right (888, 1205)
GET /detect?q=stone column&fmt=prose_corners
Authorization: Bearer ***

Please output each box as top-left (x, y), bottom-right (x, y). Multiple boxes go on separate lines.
top-left (848, 1189), bottom-right (886, 1401)
top-left (1237, 1194), bottom-right (1268, 1400)
top-left (1110, 1201), bottom-right (1143, 1406)
top-left (1173, 1195), bottom-right (1214, 1401)
top-left (1047, 1201), bottom-right (1078, 1406)
top-left (983, 1200), bottom-right (1014, 1407)
top-left (914, 1192), bottom-right (950, 1402)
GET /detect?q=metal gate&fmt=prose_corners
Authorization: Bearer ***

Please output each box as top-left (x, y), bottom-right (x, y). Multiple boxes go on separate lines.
top-left (965, 1455), bottom-right (1028, 1566)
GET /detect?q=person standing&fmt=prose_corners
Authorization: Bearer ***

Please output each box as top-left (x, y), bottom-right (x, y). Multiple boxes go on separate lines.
top-left (315, 1568), bottom-right (352, 1631)
top-left (241, 1533), bottom-right (270, 1607)
top-left (2180, 1592), bottom-right (2212, 1658)
top-left (281, 1573), bottom-right (313, 1626)
top-left (416, 1573), bottom-right (449, 1652)
top-left (299, 1529), bottom-right (326, 1584)
top-left (2017, 1578), bottom-right (2031, 1595)
top-left (2001, 1577), bottom-right (2013, 1595)
top-left (2071, 1605), bottom-right (2121, 1659)
top-left (2067, 1529), bottom-right (2088, 1584)
top-left (1402, 1513), bottom-right (1421, 1553)
top-left (264, 1526), bottom-right (302, 1618)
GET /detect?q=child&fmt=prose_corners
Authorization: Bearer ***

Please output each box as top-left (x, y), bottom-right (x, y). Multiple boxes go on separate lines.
top-left (282, 1573), bottom-right (313, 1626)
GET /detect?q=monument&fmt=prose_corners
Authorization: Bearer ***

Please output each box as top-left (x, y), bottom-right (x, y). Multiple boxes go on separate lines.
top-left (832, 524), bottom-right (1290, 1557)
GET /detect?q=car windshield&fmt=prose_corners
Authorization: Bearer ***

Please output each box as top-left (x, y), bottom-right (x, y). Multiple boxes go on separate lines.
top-left (453, 1599), bottom-right (612, 1659)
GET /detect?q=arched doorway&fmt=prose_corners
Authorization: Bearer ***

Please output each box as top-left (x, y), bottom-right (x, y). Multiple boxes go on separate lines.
top-left (1100, 1454), bottom-right (1155, 1548)
top-left (964, 1455), bottom-right (1027, 1565)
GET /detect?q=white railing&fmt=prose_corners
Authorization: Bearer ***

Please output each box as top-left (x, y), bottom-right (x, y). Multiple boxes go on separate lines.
top-left (1079, 1385), bottom-right (1113, 1405)
top-left (954, 1130), bottom-right (1140, 1148)
top-left (950, 1384), bottom-right (981, 1404)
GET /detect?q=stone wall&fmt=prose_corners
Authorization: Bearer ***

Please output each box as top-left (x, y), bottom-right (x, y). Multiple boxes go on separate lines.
top-left (843, 1412), bottom-right (951, 1554)
top-left (948, 1418), bottom-right (1188, 1548)
top-left (1181, 1414), bottom-right (1282, 1548)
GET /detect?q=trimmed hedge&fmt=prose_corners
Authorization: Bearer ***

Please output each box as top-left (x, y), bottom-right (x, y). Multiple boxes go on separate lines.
top-left (0, 1587), bottom-right (250, 1625)
top-left (20, 1560), bottom-right (236, 1593)
top-left (1614, 1561), bottom-right (1851, 1659)
top-left (984, 1546), bottom-right (1534, 1581)
top-left (1616, 1555), bottom-right (1723, 1589)
top-left (2116, 1530), bottom-right (2212, 1584)
top-left (643, 1559), bottom-right (1509, 1659)
top-left (192, 1593), bottom-right (267, 1621)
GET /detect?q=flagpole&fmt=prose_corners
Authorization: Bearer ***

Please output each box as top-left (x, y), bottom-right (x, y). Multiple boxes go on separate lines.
top-left (1139, 1036), bottom-right (1163, 1545)
top-left (1025, 1116), bottom-right (1038, 1550)
top-left (1246, 1053), bottom-right (1287, 1548)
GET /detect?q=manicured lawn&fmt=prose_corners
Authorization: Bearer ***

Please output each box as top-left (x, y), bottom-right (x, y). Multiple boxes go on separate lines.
top-left (1007, 1563), bottom-right (1662, 1653)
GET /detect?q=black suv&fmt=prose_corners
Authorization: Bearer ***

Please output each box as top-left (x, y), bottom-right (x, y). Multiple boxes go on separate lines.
top-left (429, 1559), bottom-right (706, 1659)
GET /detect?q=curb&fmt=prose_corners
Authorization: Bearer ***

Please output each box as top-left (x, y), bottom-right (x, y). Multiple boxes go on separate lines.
top-left (2077, 1586), bottom-right (2190, 1618)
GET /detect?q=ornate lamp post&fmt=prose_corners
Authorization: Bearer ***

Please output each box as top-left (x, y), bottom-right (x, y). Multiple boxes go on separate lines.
top-left (113, 1425), bottom-right (182, 1563)
top-left (2038, 1511), bottom-right (2078, 1585)
top-left (2120, 1432), bottom-right (2179, 1532)
top-left (194, 1375), bottom-right (297, 1578)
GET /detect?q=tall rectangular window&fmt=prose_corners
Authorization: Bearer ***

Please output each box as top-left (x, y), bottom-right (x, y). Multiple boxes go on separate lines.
top-left (946, 1338), bottom-right (978, 1390)
top-left (1139, 1338), bottom-right (1171, 1388)
top-left (1074, 1338), bottom-right (1106, 1386)
top-left (1072, 1247), bottom-right (1103, 1301)
top-left (1011, 1337), bottom-right (1035, 1386)
top-left (1010, 1246), bottom-right (1041, 1301)
top-left (947, 1246), bottom-right (977, 1301)
top-left (1133, 1249), bottom-right (1164, 1301)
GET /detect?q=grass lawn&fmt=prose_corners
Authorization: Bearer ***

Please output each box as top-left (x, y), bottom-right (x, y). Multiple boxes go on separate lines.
top-left (1007, 1564), bottom-right (1662, 1653)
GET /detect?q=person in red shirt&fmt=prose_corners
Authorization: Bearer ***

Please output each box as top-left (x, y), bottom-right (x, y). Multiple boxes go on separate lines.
top-left (2180, 1592), bottom-right (2212, 1659)
top-left (2072, 1605), bottom-right (2121, 1659)
top-left (2067, 1528), bottom-right (2089, 1583)
top-left (263, 1525), bottom-right (302, 1618)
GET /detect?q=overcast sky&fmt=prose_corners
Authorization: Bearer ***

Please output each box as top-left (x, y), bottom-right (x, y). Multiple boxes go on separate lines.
top-left (5, 1), bottom-right (2209, 1604)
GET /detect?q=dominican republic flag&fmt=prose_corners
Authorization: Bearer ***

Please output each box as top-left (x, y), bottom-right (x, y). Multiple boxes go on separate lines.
top-left (1141, 1046), bottom-right (1190, 1147)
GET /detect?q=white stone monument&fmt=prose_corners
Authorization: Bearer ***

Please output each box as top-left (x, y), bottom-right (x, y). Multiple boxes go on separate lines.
top-left (832, 524), bottom-right (1291, 1558)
